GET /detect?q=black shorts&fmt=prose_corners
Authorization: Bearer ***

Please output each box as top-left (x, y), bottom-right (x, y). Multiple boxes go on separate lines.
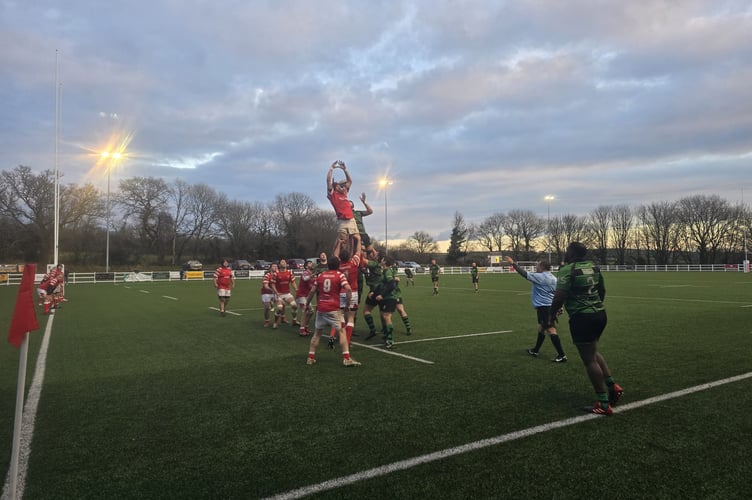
top-left (361, 233), bottom-right (371, 247)
top-left (432, 277), bottom-right (439, 283)
top-left (365, 293), bottom-right (381, 307)
top-left (535, 306), bottom-right (552, 326)
top-left (379, 298), bottom-right (397, 313)
top-left (471, 276), bottom-right (479, 283)
top-left (568, 311), bottom-right (607, 344)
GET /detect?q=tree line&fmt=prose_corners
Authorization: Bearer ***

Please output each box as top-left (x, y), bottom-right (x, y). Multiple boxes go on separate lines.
top-left (1, 165), bottom-right (749, 267)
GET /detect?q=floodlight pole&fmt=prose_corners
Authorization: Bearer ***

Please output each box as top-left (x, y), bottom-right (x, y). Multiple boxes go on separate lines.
top-left (544, 195), bottom-right (555, 263)
top-left (106, 167), bottom-right (111, 273)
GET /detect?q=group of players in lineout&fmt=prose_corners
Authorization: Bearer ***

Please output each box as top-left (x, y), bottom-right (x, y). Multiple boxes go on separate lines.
top-left (36, 263), bottom-right (67, 315)
top-left (212, 161), bottom-right (624, 416)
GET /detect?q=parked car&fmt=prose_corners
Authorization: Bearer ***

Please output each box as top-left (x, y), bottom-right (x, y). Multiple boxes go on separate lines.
top-left (287, 258), bottom-right (306, 270)
top-left (231, 259), bottom-right (252, 270)
top-left (182, 260), bottom-right (203, 271)
top-left (254, 260), bottom-right (272, 270)
top-left (403, 261), bottom-right (424, 273)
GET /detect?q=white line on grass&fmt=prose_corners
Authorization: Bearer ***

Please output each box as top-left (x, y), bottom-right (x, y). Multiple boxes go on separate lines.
top-left (229, 307), bottom-right (265, 312)
top-left (139, 289), bottom-right (150, 294)
top-left (395, 330), bottom-right (513, 345)
top-left (349, 341), bottom-right (434, 364)
top-left (611, 294), bottom-right (750, 306)
top-left (1, 315), bottom-right (55, 500)
top-left (162, 296), bottom-right (178, 301)
top-left (208, 307), bottom-right (241, 316)
top-left (263, 371), bottom-right (752, 500)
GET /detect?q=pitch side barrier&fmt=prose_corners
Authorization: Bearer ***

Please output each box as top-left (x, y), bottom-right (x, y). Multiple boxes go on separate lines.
top-left (0, 264), bottom-right (748, 286)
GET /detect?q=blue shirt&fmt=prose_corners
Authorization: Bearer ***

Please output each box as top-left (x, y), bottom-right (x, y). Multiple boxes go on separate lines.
top-left (526, 271), bottom-right (556, 308)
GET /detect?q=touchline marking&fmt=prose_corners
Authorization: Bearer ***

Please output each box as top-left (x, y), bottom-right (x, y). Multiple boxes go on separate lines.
top-left (1, 315), bottom-right (55, 500)
top-left (208, 307), bottom-right (242, 316)
top-left (264, 371), bottom-right (752, 500)
top-left (139, 289), bottom-right (150, 294)
top-left (350, 341), bottom-right (434, 364)
top-left (396, 330), bottom-right (513, 345)
top-left (611, 294), bottom-right (750, 306)
top-left (162, 296), bottom-right (178, 301)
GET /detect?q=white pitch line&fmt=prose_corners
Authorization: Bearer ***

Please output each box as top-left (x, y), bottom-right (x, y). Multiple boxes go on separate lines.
top-left (1, 315), bottom-right (55, 500)
top-left (611, 294), bottom-right (750, 305)
top-left (264, 370), bottom-right (752, 500)
top-left (741, 305), bottom-right (752, 308)
top-left (350, 341), bottom-right (434, 364)
top-left (162, 296), bottom-right (178, 301)
top-left (139, 290), bottom-right (150, 294)
top-left (208, 307), bottom-right (241, 316)
top-left (229, 307), bottom-right (265, 312)
top-left (395, 330), bottom-right (513, 345)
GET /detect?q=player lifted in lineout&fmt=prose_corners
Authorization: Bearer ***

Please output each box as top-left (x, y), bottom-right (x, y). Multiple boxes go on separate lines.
top-left (327, 160), bottom-right (361, 255)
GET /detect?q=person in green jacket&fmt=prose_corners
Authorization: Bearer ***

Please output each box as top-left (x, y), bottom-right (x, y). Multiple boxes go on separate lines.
top-left (550, 242), bottom-right (623, 416)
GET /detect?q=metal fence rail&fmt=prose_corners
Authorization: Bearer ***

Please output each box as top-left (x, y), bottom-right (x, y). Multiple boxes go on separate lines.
top-left (1, 263), bottom-right (749, 286)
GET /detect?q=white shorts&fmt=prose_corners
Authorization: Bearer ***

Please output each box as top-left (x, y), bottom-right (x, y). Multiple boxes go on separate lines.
top-left (277, 292), bottom-right (295, 304)
top-left (296, 296), bottom-right (308, 308)
top-left (261, 293), bottom-right (274, 305)
top-left (315, 310), bottom-right (344, 331)
top-left (217, 288), bottom-right (231, 298)
top-left (37, 288), bottom-right (48, 298)
top-left (339, 291), bottom-right (359, 310)
top-left (337, 218), bottom-right (359, 235)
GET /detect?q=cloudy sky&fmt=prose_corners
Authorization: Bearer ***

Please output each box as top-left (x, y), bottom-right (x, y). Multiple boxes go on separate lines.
top-left (2, 0), bottom-right (751, 244)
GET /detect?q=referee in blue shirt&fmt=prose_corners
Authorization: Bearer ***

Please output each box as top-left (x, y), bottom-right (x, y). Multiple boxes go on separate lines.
top-left (505, 256), bottom-right (567, 363)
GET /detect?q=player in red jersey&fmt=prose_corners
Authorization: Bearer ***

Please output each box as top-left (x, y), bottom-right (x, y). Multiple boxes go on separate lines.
top-left (37, 266), bottom-right (61, 314)
top-left (213, 259), bottom-right (235, 317)
top-left (333, 235), bottom-right (361, 345)
top-left (327, 160), bottom-right (360, 254)
top-left (305, 256), bottom-right (360, 367)
top-left (261, 264), bottom-right (278, 327)
top-left (295, 260), bottom-right (316, 336)
top-left (271, 259), bottom-right (298, 328)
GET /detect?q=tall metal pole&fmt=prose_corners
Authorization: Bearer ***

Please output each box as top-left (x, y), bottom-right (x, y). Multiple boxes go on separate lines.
top-left (54, 50), bottom-right (60, 266)
top-left (106, 167), bottom-right (111, 272)
top-left (384, 183), bottom-right (388, 255)
top-left (547, 202), bottom-right (551, 264)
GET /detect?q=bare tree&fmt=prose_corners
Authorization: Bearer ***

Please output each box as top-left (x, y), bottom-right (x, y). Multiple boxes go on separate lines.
top-left (678, 194), bottom-right (735, 264)
top-left (273, 192), bottom-right (319, 257)
top-left (407, 230), bottom-right (439, 258)
top-left (589, 205), bottom-right (612, 264)
top-left (475, 212), bottom-right (506, 252)
top-left (638, 201), bottom-right (679, 265)
top-left (610, 204), bottom-right (632, 265)
top-left (116, 176), bottom-right (172, 263)
top-left (502, 210), bottom-right (543, 259)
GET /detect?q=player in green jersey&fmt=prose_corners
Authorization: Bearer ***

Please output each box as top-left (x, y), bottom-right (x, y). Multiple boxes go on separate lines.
top-left (550, 242), bottom-right (623, 416)
top-left (363, 247), bottom-right (384, 340)
top-left (429, 258), bottom-right (441, 295)
top-left (470, 261), bottom-right (479, 292)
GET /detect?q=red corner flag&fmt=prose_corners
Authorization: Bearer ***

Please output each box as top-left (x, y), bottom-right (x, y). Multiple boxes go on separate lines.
top-left (8, 264), bottom-right (40, 348)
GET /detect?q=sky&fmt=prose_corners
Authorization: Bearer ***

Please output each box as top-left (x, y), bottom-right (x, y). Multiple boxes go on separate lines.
top-left (2, 0), bottom-right (751, 246)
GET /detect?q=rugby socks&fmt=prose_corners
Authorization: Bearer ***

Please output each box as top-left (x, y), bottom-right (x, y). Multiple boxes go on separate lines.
top-left (364, 313), bottom-right (376, 335)
top-left (533, 332), bottom-right (545, 352)
top-left (605, 376), bottom-right (616, 388)
top-left (549, 334), bottom-right (565, 357)
top-left (346, 323), bottom-right (354, 343)
top-left (385, 324), bottom-right (394, 342)
top-left (343, 351), bottom-right (352, 360)
top-left (400, 315), bottom-right (411, 333)
top-left (597, 392), bottom-right (610, 410)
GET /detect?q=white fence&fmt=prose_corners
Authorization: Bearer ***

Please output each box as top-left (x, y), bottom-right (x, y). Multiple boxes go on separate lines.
top-left (1, 263), bottom-right (749, 286)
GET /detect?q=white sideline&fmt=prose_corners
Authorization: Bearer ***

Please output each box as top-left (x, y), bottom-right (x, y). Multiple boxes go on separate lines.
top-left (1, 315), bottom-right (55, 500)
top-left (208, 307), bottom-right (241, 316)
top-left (263, 371), bottom-right (752, 500)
